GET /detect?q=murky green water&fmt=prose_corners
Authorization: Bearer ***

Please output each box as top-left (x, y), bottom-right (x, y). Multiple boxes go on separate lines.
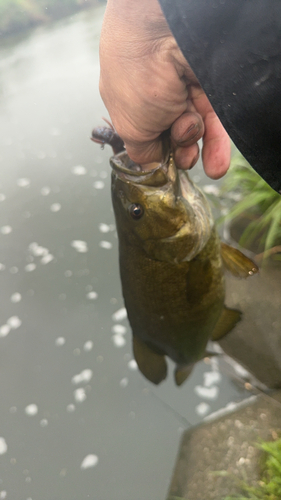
top-left (0, 6), bottom-right (248, 500)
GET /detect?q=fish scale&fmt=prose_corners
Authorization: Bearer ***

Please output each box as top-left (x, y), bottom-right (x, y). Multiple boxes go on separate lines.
top-left (91, 125), bottom-right (258, 386)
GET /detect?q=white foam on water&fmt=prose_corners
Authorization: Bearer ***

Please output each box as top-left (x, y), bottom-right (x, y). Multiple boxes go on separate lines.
top-left (74, 388), bottom-right (87, 403)
top-left (17, 178), bottom-right (30, 188)
top-left (99, 240), bottom-right (112, 249)
top-left (203, 371), bottom-right (222, 387)
top-left (0, 438), bottom-right (7, 455)
top-left (93, 180), bottom-right (105, 190)
top-left (1, 226), bottom-right (12, 235)
top-left (112, 307), bottom-right (127, 322)
top-left (25, 404), bottom-right (38, 416)
top-left (98, 223), bottom-right (110, 233)
top-left (72, 369), bottom-right (93, 385)
top-left (195, 402), bottom-right (211, 417)
top-left (128, 359), bottom-right (138, 370)
top-left (25, 263), bottom-right (36, 272)
top-left (0, 491), bottom-right (7, 499)
top-left (40, 186), bottom-right (50, 196)
top-left (194, 385), bottom-right (219, 400)
top-left (67, 404), bottom-right (75, 413)
top-left (10, 293), bottom-right (22, 303)
top-left (112, 334), bottom-right (126, 347)
top-left (0, 194), bottom-right (6, 201)
top-left (0, 325), bottom-right (11, 337)
top-left (41, 254), bottom-right (54, 265)
top-left (7, 316), bottom-right (21, 329)
top-left (80, 454), bottom-right (99, 470)
top-left (120, 377), bottom-right (128, 388)
top-left (111, 324), bottom-right (126, 335)
top-left (40, 419), bottom-right (48, 427)
top-left (55, 337), bottom-right (65, 346)
top-left (0, 263), bottom-right (5, 271)
top-left (71, 240), bottom-right (88, 253)
top-left (50, 203), bottom-right (61, 212)
top-left (86, 291), bottom-right (98, 300)
top-left (29, 243), bottom-right (48, 256)
top-left (83, 341), bottom-right (93, 351)
top-left (71, 165), bottom-right (87, 175)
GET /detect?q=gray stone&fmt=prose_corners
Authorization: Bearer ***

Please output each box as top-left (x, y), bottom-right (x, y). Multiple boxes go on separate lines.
top-left (167, 391), bottom-right (281, 500)
top-left (219, 262), bottom-right (281, 388)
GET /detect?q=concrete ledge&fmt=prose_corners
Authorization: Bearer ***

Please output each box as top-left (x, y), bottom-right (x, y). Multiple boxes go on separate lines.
top-left (167, 391), bottom-right (281, 500)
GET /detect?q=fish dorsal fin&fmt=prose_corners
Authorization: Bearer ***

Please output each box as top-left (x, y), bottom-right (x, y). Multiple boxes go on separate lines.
top-left (221, 242), bottom-right (259, 278)
top-left (174, 365), bottom-right (194, 386)
top-left (211, 306), bottom-right (242, 341)
top-left (133, 337), bottom-right (167, 385)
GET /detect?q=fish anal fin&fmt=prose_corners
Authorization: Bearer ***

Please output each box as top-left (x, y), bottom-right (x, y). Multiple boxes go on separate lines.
top-left (211, 306), bottom-right (242, 341)
top-left (221, 242), bottom-right (259, 278)
top-left (174, 365), bottom-right (194, 386)
top-left (133, 336), bottom-right (167, 385)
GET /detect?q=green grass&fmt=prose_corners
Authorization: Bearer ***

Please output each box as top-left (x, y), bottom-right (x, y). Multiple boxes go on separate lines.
top-left (220, 153), bottom-right (281, 258)
top-left (223, 437), bottom-right (281, 500)
top-left (166, 437), bottom-right (281, 500)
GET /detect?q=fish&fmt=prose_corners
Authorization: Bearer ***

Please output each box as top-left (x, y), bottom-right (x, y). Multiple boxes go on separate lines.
top-left (91, 125), bottom-right (258, 386)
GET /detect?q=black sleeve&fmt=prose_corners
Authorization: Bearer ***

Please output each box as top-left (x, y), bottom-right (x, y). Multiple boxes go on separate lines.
top-left (159, 0), bottom-right (281, 193)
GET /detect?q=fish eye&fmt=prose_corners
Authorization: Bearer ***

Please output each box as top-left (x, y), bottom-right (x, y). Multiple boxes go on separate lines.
top-left (129, 203), bottom-right (144, 220)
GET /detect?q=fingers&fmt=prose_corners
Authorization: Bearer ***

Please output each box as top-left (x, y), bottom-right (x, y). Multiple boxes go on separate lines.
top-left (174, 143), bottom-right (200, 170)
top-left (125, 111), bottom-right (203, 169)
top-left (123, 137), bottom-right (163, 165)
top-left (171, 111), bottom-right (204, 169)
top-left (201, 112), bottom-right (231, 179)
top-left (171, 111), bottom-right (204, 147)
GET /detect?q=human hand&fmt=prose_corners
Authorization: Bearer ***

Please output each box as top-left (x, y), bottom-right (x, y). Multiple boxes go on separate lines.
top-left (99, 0), bottom-right (230, 178)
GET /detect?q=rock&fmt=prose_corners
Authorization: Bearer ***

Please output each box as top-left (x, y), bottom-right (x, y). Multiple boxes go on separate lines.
top-left (167, 391), bottom-right (281, 500)
top-left (219, 262), bottom-right (281, 388)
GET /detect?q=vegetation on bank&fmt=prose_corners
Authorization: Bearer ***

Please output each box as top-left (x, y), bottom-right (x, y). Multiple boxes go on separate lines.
top-left (223, 437), bottom-right (281, 500)
top-left (220, 153), bottom-right (281, 260)
top-left (167, 437), bottom-right (281, 500)
top-left (0, 0), bottom-right (104, 37)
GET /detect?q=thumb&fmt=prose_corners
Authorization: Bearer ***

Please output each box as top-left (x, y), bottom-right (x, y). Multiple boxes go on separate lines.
top-left (124, 136), bottom-right (164, 168)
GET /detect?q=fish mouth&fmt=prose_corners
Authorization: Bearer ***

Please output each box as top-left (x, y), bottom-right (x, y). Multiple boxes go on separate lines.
top-left (110, 151), bottom-right (172, 187)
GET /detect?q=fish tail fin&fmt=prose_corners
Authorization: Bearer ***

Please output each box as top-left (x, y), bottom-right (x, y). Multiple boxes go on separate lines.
top-left (133, 337), bottom-right (167, 385)
top-left (211, 305), bottom-right (242, 341)
top-left (174, 365), bottom-right (194, 386)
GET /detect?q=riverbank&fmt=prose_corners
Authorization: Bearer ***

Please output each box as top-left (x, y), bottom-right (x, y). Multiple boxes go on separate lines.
top-left (0, 0), bottom-right (105, 38)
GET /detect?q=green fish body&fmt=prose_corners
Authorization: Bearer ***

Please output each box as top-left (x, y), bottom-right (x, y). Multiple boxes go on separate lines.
top-left (91, 126), bottom-right (258, 385)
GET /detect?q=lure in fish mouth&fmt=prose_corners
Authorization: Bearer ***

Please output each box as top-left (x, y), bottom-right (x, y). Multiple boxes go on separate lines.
top-left (92, 124), bottom-right (258, 386)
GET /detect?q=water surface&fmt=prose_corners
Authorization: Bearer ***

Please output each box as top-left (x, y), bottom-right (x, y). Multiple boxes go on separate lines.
top-left (0, 7), bottom-right (248, 500)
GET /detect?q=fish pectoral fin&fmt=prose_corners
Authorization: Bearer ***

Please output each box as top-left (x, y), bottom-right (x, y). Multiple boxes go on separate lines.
top-left (133, 337), bottom-right (167, 385)
top-left (174, 365), bottom-right (194, 386)
top-left (211, 306), bottom-right (242, 341)
top-left (220, 242), bottom-right (259, 278)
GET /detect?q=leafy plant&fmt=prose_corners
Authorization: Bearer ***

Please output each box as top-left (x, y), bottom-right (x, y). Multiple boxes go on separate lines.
top-left (220, 153), bottom-right (281, 257)
top-left (223, 437), bottom-right (281, 500)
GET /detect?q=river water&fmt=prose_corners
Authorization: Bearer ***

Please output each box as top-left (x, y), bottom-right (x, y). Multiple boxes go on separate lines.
top-left (0, 6), bottom-right (248, 500)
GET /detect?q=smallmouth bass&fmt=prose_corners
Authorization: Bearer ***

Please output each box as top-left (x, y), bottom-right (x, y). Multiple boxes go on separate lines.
top-left (92, 125), bottom-right (258, 386)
